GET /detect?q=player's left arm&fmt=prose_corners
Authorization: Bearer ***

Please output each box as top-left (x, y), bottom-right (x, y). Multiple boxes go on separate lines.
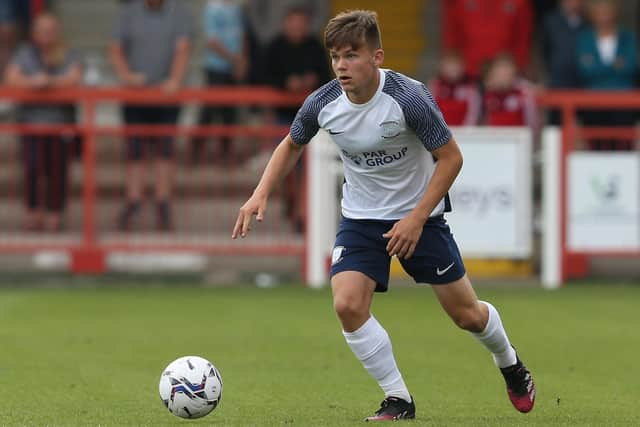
top-left (384, 138), bottom-right (462, 259)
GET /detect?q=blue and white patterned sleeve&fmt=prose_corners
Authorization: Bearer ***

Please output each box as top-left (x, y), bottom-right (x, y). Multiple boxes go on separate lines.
top-left (290, 80), bottom-right (342, 145)
top-left (397, 82), bottom-right (452, 151)
top-left (289, 95), bottom-right (321, 146)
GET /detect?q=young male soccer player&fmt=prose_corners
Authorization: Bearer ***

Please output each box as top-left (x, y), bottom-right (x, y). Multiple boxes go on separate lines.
top-left (232, 10), bottom-right (536, 421)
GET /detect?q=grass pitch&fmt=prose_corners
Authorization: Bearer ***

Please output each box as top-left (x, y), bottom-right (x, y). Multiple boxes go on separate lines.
top-left (1, 281), bottom-right (639, 426)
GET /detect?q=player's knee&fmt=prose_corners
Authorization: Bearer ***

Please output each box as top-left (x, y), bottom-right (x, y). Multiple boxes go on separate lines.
top-left (333, 295), bottom-right (367, 322)
top-left (452, 308), bottom-right (485, 332)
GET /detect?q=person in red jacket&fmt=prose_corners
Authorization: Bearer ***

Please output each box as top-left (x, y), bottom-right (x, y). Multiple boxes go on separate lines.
top-left (428, 51), bottom-right (481, 126)
top-left (443, 0), bottom-right (533, 79)
top-left (481, 54), bottom-right (537, 129)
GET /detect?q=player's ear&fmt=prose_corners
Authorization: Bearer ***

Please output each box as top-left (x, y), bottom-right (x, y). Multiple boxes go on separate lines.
top-left (372, 48), bottom-right (384, 67)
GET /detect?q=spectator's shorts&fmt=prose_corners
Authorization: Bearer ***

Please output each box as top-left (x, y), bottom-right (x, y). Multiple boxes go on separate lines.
top-left (123, 105), bottom-right (179, 161)
top-left (330, 215), bottom-right (466, 292)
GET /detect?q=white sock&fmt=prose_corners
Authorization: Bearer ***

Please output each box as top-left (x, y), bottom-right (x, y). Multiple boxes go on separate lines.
top-left (471, 301), bottom-right (517, 368)
top-left (343, 316), bottom-right (411, 402)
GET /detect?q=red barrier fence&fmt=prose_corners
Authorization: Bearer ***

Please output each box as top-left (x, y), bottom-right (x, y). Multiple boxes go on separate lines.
top-left (0, 86), bottom-right (307, 275)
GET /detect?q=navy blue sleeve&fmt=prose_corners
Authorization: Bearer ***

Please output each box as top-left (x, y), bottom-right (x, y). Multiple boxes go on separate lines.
top-left (290, 80), bottom-right (342, 145)
top-left (403, 84), bottom-right (452, 151)
top-left (289, 94), bottom-right (321, 145)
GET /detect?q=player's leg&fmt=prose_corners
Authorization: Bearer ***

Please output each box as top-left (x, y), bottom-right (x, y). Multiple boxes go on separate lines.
top-left (399, 216), bottom-right (534, 413)
top-left (332, 271), bottom-right (415, 420)
top-left (331, 216), bottom-right (416, 420)
top-left (431, 275), bottom-right (535, 413)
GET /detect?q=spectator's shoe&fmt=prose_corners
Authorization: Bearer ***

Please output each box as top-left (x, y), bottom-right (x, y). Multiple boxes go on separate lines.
top-left (117, 201), bottom-right (140, 232)
top-left (365, 396), bottom-right (415, 421)
top-left (156, 201), bottom-right (173, 232)
top-left (500, 353), bottom-right (536, 413)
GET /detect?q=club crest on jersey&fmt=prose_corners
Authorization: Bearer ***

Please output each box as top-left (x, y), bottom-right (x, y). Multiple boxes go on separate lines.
top-left (380, 121), bottom-right (401, 139)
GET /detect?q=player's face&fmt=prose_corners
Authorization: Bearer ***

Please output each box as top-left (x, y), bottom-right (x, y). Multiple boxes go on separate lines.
top-left (330, 44), bottom-right (384, 103)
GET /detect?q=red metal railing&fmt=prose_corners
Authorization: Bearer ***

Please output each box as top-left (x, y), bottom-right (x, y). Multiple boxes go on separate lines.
top-left (537, 90), bottom-right (640, 281)
top-left (0, 86), bottom-right (307, 273)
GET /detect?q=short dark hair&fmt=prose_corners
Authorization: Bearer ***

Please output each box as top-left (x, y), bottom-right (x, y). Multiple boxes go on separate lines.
top-left (324, 10), bottom-right (382, 51)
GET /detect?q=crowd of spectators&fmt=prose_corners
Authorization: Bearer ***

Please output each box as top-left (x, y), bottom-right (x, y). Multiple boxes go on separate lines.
top-left (1, 0), bottom-right (639, 232)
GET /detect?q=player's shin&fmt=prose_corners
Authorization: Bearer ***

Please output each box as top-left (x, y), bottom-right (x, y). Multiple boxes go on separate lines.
top-left (342, 316), bottom-right (412, 402)
top-left (470, 301), bottom-right (517, 368)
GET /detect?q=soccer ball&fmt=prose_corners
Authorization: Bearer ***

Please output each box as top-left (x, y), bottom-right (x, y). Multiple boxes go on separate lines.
top-left (158, 356), bottom-right (223, 419)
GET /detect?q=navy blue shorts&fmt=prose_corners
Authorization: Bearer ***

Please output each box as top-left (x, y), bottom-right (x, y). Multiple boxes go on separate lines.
top-left (330, 215), bottom-right (466, 292)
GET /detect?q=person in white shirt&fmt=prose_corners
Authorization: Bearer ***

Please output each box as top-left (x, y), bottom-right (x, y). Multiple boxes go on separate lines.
top-left (232, 9), bottom-right (536, 421)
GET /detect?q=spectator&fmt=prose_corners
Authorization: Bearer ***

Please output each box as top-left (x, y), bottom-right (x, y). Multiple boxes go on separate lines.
top-left (265, 6), bottom-right (330, 124)
top-left (428, 51), bottom-right (481, 126)
top-left (110, 0), bottom-right (193, 231)
top-left (191, 0), bottom-right (248, 165)
top-left (443, 0), bottom-right (533, 79)
top-left (0, 0), bottom-right (17, 74)
top-left (4, 13), bottom-right (83, 231)
top-left (263, 6), bottom-right (330, 232)
top-left (577, 0), bottom-right (637, 150)
top-left (542, 0), bottom-right (587, 124)
top-left (481, 54), bottom-right (537, 129)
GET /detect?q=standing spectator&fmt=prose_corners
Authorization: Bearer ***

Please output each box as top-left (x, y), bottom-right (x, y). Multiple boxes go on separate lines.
top-left (110, 0), bottom-right (193, 231)
top-left (0, 0), bottom-right (17, 74)
top-left (577, 0), bottom-right (637, 150)
top-left (481, 54), bottom-right (537, 129)
top-left (443, 0), bottom-right (533, 79)
top-left (264, 6), bottom-right (330, 231)
top-left (191, 0), bottom-right (248, 165)
top-left (542, 0), bottom-right (586, 124)
top-left (428, 51), bottom-right (481, 126)
top-left (4, 13), bottom-right (83, 231)
top-left (265, 7), bottom-right (330, 124)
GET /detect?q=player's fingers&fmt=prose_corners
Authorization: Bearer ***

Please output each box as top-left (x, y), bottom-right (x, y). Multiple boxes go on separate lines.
top-left (231, 212), bottom-right (244, 239)
top-left (382, 224), bottom-right (396, 239)
top-left (404, 242), bottom-right (417, 260)
top-left (396, 240), bottom-right (411, 259)
top-left (241, 211), bottom-right (253, 237)
top-left (256, 204), bottom-right (266, 222)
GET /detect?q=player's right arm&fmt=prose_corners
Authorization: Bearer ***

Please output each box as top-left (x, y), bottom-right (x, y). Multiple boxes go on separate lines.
top-left (232, 135), bottom-right (305, 239)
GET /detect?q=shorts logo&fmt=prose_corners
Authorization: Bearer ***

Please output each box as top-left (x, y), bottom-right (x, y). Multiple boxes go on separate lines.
top-left (436, 262), bottom-right (455, 276)
top-left (380, 120), bottom-right (401, 139)
top-left (331, 246), bottom-right (345, 265)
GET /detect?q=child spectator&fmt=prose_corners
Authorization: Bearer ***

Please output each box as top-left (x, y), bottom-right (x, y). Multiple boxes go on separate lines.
top-left (428, 51), bottom-right (481, 126)
top-left (481, 54), bottom-right (537, 129)
top-left (191, 0), bottom-right (248, 165)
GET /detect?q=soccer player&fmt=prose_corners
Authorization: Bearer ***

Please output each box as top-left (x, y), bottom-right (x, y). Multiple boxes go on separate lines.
top-left (232, 10), bottom-right (536, 421)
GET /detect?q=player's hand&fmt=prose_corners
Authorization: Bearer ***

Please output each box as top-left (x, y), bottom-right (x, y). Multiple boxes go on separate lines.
top-left (382, 213), bottom-right (425, 259)
top-left (31, 73), bottom-right (50, 89)
top-left (124, 72), bottom-right (146, 87)
top-left (161, 78), bottom-right (181, 94)
top-left (232, 193), bottom-right (268, 239)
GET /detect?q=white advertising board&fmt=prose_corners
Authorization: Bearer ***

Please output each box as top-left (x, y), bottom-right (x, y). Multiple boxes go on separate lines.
top-left (568, 153), bottom-right (640, 250)
top-left (446, 128), bottom-right (532, 258)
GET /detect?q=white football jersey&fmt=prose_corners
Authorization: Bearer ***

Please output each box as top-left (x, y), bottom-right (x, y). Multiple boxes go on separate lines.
top-left (290, 69), bottom-right (453, 220)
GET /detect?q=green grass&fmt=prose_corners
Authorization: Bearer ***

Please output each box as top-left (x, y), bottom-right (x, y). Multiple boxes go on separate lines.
top-left (1, 282), bottom-right (639, 426)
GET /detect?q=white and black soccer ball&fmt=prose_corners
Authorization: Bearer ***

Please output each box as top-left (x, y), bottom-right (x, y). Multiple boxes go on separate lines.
top-left (158, 356), bottom-right (223, 419)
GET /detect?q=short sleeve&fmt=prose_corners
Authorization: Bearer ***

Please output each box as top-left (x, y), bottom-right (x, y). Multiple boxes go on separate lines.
top-left (203, 5), bottom-right (221, 39)
top-left (290, 95), bottom-right (321, 145)
top-left (289, 80), bottom-right (343, 145)
top-left (404, 84), bottom-right (452, 151)
top-left (11, 45), bottom-right (37, 74)
top-left (174, 2), bottom-right (195, 41)
top-left (111, 5), bottom-right (130, 43)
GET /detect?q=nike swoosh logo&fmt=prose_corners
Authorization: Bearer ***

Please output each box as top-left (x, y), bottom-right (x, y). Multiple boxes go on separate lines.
top-left (328, 130), bottom-right (345, 135)
top-left (436, 262), bottom-right (455, 276)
